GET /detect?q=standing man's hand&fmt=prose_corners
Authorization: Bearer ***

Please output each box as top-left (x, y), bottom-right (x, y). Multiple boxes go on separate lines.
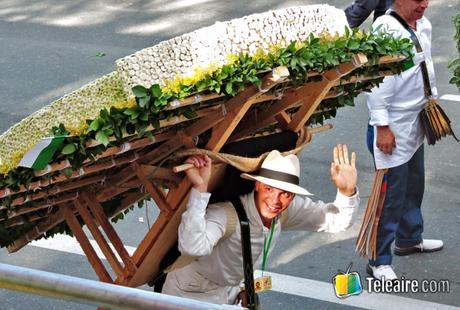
top-left (331, 144), bottom-right (357, 197)
top-left (185, 155), bottom-right (212, 193)
top-left (376, 125), bottom-right (396, 155)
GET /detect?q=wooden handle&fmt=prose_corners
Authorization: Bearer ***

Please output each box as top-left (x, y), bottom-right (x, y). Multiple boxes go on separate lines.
top-left (310, 124), bottom-right (333, 134)
top-left (173, 163), bottom-right (194, 173)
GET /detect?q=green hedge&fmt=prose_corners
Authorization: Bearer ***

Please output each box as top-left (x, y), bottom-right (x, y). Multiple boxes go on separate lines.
top-left (449, 11), bottom-right (460, 90)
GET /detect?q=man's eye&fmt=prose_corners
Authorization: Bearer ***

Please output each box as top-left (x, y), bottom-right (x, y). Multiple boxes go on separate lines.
top-left (282, 192), bottom-right (292, 199)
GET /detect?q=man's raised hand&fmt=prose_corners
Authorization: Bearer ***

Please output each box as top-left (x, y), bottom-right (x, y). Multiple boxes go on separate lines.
top-left (185, 155), bottom-right (212, 193)
top-left (330, 144), bottom-right (357, 196)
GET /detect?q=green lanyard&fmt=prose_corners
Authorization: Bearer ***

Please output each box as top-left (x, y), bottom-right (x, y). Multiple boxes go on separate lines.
top-left (262, 220), bottom-right (275, 272)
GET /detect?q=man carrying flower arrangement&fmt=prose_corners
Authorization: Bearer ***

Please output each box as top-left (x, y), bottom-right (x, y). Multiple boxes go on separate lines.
top-left (161, 144), bottom-right (359, 306)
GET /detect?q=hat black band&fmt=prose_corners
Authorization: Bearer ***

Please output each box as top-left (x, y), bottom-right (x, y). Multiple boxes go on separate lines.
top-left (258, 168), bottom-right (299, 185)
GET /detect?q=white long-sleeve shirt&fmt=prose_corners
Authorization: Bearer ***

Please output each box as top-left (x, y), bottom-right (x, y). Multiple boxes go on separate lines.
top-left (162, 188), bottom-right (359, 304)
top-left (367, 15), bottom-right (437, 169)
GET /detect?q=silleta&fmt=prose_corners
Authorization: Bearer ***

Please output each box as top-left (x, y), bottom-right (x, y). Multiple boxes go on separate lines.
top-left (367, 277), bottom-right (450, 294)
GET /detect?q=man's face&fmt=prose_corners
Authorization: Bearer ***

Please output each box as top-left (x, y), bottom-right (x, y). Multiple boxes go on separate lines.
top-left (254, 181), bottom-right (294, 224)
top-left (397, 0), bottom-right (429, 22)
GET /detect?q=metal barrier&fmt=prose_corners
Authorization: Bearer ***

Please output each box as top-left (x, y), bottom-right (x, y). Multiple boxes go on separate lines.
top-left (0, 263), bottom-right (241, 309)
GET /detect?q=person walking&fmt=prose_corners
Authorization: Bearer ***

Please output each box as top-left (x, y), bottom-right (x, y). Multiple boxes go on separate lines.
top-left (366, 0), bottom-right (443, 281)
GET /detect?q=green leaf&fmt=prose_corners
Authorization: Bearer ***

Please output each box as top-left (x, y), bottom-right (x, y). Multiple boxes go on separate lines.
top-left (89, 119), bottom-right (100, 131)
top-left (132, 85), bottom-right (148, 98)
top-left (151, 118), bottom-right (160, 130)
top-left (96, 130), bottom-right (110, 146)
top-left (348, 40), bottom-right (360, 50)
top-left (150, 84), bottom-right (162, 97)
top-left (123, 109), bottom-right (140, 119)
top-left (95, 52), bottom-right (106, 57)
top-left (225, 82), bottom-right (233, 95)
top-left (62, 168), bottom-right (73, 178)
top-left (140, 112), bottom-right (149, 121)
top-left (138, 96), bottom-right (150, 108)
top-left (104, 128), bottom-right (114, 136)
top-left (61, 143), bottom-right (77, 155)
top-left (100, 109), bottom-right (109, 120)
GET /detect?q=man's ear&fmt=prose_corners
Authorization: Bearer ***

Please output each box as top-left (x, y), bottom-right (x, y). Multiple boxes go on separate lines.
top-left (254, 181), bottom-right (261, 193)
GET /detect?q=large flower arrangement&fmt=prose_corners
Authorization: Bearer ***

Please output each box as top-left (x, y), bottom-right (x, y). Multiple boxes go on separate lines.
top-left (0, 5), bottom-right (413, 247)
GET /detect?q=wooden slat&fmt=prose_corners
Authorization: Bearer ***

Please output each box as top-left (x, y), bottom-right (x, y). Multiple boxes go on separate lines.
top-left (7, 205), bottom-right (70, 253)
top-left (7, 192), bottom-right (79, 219)
top-left (1, 153), bottom-right (139, 202)
top-left (74, 199), bottom-right (125, 277)
top-left (7, 175), bottom-right (106, 209)
top-left (81, 192), bottom-right (137, 276)
top-left (60, 205), bottom-right (113, 283)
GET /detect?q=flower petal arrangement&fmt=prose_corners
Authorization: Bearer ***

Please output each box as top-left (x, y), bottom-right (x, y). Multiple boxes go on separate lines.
top-left (0, 4), bottom-right (413, 250)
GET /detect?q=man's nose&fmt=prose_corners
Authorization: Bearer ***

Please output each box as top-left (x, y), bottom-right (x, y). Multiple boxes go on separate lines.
top-left (269, 192), bottom-right (282, 204)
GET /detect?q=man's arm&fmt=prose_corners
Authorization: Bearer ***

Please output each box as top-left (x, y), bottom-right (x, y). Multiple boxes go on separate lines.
top-left (177, 155), bottom-right (226, 256)
top-left (283, 144), bottom-right (359, 232)
top-left (283, 190), bottom-right (359, 233)
top-left (345, 0), bottom-right (381, 28)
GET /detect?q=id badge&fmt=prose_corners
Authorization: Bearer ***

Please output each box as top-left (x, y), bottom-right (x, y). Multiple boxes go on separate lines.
top-left (254, 274), bottom-right (272, 293)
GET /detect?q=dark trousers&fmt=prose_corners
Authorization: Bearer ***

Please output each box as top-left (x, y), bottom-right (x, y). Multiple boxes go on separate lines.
top-left (367, 125), bottom-right (425, 266)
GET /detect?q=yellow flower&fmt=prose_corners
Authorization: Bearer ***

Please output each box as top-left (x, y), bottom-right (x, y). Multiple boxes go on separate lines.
top-left (226, 53), bottom-right (239, 64)
top-left (253, 48), bottom-right (268, 61)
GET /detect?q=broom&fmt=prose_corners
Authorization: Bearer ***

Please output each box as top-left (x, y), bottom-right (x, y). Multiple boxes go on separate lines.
top-left (355, 169), bottom-right (388, 260)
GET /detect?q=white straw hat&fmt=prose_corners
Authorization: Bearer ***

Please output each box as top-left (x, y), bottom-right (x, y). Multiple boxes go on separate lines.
top-left (241, 150), bottom-right (312, 196)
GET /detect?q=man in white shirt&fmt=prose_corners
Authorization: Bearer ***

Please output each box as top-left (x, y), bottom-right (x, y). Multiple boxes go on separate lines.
top-left (366, 0), bottom-right (443, 281)
top-left (162, 144), bottom-right (359, 305)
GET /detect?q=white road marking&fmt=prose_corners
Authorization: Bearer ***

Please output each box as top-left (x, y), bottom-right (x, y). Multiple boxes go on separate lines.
top-left (30, 236), bottom-right (459, 310)
top-left (440, 94), bottom-right (460, 102)
top-left (31, 235), bottom-right (136, 262)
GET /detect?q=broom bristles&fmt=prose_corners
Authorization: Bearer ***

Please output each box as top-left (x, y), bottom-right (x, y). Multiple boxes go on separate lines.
top-left (421, 99), bottom-right (459, 145)
top-left (355, 169), bottom-right (388, 260)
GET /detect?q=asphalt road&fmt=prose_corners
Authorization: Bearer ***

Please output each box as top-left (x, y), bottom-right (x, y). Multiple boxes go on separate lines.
top-left (1, 0), bottom-right (459, 309)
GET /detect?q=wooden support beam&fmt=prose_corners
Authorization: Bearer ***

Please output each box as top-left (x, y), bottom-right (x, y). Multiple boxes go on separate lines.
top-left (133, 163), bottom-right (172, 218)
top-left (206, 66), bottom-right (290, 151)
top-left (139, 165), bottom-right (182, 184)
top-left (74, 199), bottom-right (125, 277)
top-left (81, 192), bottom-right (137, 276)
top-left (287, 54), bottom-right (368, 132)
top-left (60, 205), bottom-right (113, 283)
top-left (130, 213), bottom-right (170, 269)
top-left (274, 111), bottom-right (291, 129)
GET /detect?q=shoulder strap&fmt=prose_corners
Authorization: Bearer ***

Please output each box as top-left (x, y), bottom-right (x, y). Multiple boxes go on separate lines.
top-left (230, 197), bottom-right (260, 310)
top-left (387, 9), bottom-right (432, 97)
top-left (165, 201), bottom-right (238, 273)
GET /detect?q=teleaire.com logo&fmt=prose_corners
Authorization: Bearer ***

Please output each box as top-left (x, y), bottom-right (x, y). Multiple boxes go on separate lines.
top-left (332, 262), bottom-right (451, 299)
top-left (332, 263), bottom-right (363, 298)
